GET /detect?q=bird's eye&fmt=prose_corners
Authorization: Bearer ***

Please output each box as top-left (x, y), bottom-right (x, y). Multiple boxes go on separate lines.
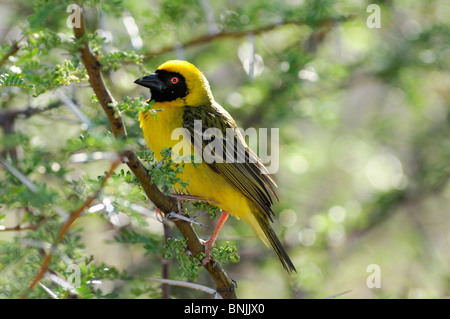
top-left (170, 77), bottom-right (179, 84)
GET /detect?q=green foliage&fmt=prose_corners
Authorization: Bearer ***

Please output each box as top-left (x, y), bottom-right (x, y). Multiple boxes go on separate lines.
top-left (0, 238), bottom-right (42, 298)
top-left (0, 73), bottom-right (34, 91)
top-left (100, 51), bottom-right (144, 71)
top-left (113, 229), bottom-right (161, 254)
top-left (163, 237), bottom-right (202, 282)
top-left (138, 147), bottom-right (190, 195)
top-left (211, 241), bottom-right (240, 265)
top-left (113, 95), bottom-right (158, 117)
top-left (33, 59), bottom-right (87, 96)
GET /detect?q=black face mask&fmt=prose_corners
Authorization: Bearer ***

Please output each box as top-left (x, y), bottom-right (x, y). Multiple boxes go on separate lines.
top-left (134, 70), bottom-right (188, 102)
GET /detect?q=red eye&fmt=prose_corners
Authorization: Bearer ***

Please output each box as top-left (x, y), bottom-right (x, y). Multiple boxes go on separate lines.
top-left (171, 77), bottom-right (179, 84)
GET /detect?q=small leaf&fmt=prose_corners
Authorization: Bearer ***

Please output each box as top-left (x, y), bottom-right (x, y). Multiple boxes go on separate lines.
top-left (0, 73), bottom-right (33, 90)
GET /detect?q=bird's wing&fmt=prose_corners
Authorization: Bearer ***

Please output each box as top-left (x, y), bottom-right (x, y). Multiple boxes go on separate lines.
top-left (182, 103), bottom-right (278, 221)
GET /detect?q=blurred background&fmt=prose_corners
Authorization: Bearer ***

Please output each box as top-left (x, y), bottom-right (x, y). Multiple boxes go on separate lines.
top-left (0, 0), bottom-right (449, 298)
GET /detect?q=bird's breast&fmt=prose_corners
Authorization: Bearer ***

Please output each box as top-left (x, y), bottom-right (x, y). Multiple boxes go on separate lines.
top-left (139, 102), bottom-right (188, 161)
top-left (138, 103), bottom-right (250, 217)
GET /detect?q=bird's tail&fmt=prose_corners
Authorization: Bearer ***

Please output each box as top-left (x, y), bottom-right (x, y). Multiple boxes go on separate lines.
top-left (242, 212), bottom-right (297, 274)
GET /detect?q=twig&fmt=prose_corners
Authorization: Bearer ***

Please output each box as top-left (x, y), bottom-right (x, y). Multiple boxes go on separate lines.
top-left (22, 157), bottom-right (122, 297)
top-left (324, 290), bottom-right (352, 299)
top-left (144, 21), bottom-right (296, 60)
top-left (0, 102), bottom-right (62, 124)
top-left (55, 90), bottom-right (92, 129)
top-left (0, 157), bottom-right (39, 193)
top-left (141, 277), bottom-right (218, 297)
top-left (38, 282), bottom-right (59, 299)
top-left (0, 38), bottom-right (23, 66)
top-left (72, 5), bottom-right (237, 299)
top-left (0, 101), bottom-right (63, 162)
top-left (0, 217), bottom-right (47, 232)
top-left (57, 157), bottom-right (122, 243)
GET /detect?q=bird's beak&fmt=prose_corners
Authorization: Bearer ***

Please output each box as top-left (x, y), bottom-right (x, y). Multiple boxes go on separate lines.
top-left (134, 73), bottom-right (166, 91)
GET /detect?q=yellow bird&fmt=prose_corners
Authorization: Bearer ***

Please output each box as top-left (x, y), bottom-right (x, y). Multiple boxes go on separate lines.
top-left (135, 60), bottom-right (296, 273)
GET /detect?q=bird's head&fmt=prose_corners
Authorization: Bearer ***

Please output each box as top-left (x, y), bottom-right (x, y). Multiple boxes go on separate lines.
top-left (134, 60), bottom-right (213, 106)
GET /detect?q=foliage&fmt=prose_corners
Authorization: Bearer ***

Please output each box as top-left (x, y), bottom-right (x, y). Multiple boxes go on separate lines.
top-left (0, 73), bottom-right (33, 91)
top-left (163, 237), bottom-right (202, 281)
top-left (0, 0), bottom-right (449, 299)
top-left (192, 200), bottom-right (220, 218)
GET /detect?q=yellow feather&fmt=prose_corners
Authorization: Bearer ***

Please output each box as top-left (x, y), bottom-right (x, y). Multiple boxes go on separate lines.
top-left (139, 103), bottom-right (270, 246)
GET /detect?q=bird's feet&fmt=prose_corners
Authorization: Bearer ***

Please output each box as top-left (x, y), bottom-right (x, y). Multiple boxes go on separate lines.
top-left (199, 211), bottom-right (230, 266)
top-left (156, 194), bottom-right (208, 221)
top-left (155, 194), bottom-right (213, 227)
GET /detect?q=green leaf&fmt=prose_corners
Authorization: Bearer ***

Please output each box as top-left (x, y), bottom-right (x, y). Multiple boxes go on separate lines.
top-left (0, 73), bottom-right (34, 90)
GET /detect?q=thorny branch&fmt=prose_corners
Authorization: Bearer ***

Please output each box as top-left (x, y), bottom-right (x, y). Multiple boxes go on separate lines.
top-left (72, 6), bottom-right (237, 299)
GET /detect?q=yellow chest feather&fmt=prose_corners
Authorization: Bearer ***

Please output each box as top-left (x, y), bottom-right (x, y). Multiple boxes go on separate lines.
top-left (138, 103), bottom-right (251, 217)
top-left (139, 102), bottom-right (185, 158)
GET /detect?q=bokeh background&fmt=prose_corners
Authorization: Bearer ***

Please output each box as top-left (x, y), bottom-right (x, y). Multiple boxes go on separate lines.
top-left (0, 0), bottom-right (449, 298)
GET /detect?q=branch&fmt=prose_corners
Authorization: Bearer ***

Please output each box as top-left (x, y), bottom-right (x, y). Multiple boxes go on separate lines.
top-left (142, 17), bottom-right (350, 60)
top-left (22, 156), bottom-right (122, 297)
top-left (0, 217), bottom-right (46, 232)
top-left (0, 101), bottom-right (63, 162)
top-left (0, 157), bottom-right (39, 193)
top-left (0, 39), bottom-right (22, 66)
top-left (0, 101), bottom-right (63, 129)
top-left (72, 6), bottom-right (236, 299)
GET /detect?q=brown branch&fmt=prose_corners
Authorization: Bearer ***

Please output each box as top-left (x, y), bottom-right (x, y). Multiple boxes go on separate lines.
top-left (0, 101), bottom-right (63, 127)
top-left (57, 158), bottom-right (122, 242)
top-left (72, 6), bottom-right (236, 299)
top-left (22, 157), bottom-right (122, 298)
top-left (72, 21), bottom-right (125, 137)
top-left (0, 217), bottom-right (47, 232)
top-left (142, 17), bottom-right (350, 61)
top-left (143, 21), bottom-right (293, 60)
top-left (0, 40), bottom-right (21, 66)
top-left (0, 101), bottom-right (63, 163)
